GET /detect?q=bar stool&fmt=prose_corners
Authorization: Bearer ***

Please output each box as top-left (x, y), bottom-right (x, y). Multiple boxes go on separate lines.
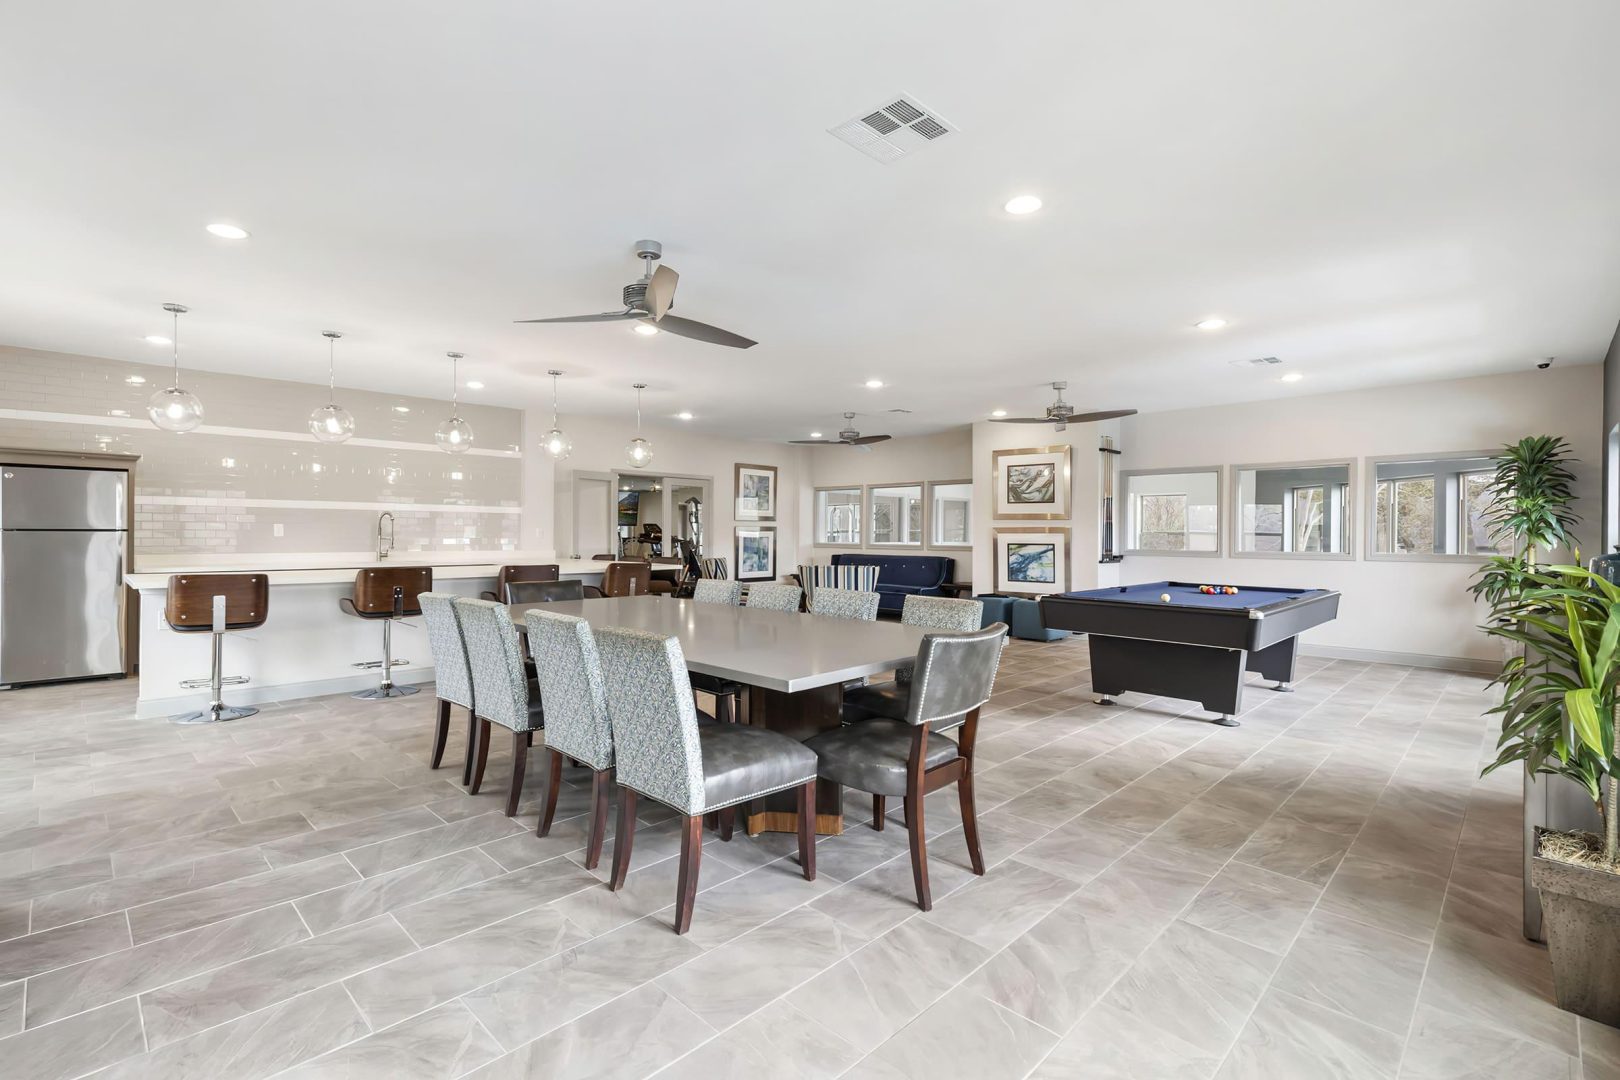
top-left (481, 564), bottom-right (559, 602)
top-left (601, 561), bottom-right (652, 597)
top-left (341, 566), bottom-right (432, 700)
top-left (164, 573), bottom-right (269, 725)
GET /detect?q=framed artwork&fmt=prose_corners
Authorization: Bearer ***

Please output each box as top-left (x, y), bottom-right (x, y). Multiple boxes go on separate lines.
top-left (993, 446), bottom-right (1072, 520)
top-left (993, 527), bottom-right (1071, 595)
top-left (735, 525), bottom-right (777, 581)
top-left (734, 463), bottom-right (778, 522)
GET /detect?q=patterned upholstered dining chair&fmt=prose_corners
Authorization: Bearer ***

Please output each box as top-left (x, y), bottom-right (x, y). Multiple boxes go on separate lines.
top-left (418, 592), bottom-right (475, 782)
top-left (692, 579), bottom-right (742, 606)
top-left (452, 597), bottom-right (544, 816)
top-left (744, 582), bottom-right (803, 613)
top-left (596, 626), bottom-right (819, 934)
top-left (524, 608), bottom-right (615, 868)
top-left (688, 577), bottom-right (744, 724)
top-left (845, 594), bottom-right (986, 724)
top-left (808, 621), bottom-right (1008, 910)
top-left (809, 586), bottom-right (880, 622)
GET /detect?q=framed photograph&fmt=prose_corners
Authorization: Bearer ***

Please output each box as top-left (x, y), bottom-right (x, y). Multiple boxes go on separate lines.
top-left (735, 525), bottom-right (777, 581)
top-left (993, 446), bottom-right (1072, 520)
top-left (993, 527), bottom-right (1070, 595)
top-left (734, 463), bottom-right (778, 522)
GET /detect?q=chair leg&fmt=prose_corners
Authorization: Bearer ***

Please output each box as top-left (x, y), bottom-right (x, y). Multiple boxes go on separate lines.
top-left (718, 806), bottom-right (734, 841)
top-left (906, 794), bottom-right (931, 911)
top-left (584, 768), bottom-right (612, 870)
top-left (505, 730), bottom-right (529, 817)
top-left (469, 719), bottom-right (491, 794)
top-left (462, 707), bottom-right (478, 787)
top-left (717, 692), bottom-right (734, 724)
top-left (872, 794), bottom-right (886, 831)
top-left (674, 813), bottom-right (703, 935)
top-left (797, 780), bottom-right (816, 881)
top-left (610, 788), bottom-right (638, 890)
top-left (958, 771), bottom-right (986, 876)
top-left (430, 699), bottom-right (450, 769)
top-left (537, 748), bottom-right (564, 838)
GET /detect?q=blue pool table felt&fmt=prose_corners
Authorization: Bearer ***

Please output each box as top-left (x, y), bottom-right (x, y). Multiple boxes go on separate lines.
top-left (1056, 582), bottom-right (1325, 611)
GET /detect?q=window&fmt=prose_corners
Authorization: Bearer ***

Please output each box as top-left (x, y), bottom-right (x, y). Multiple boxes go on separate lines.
top-left (868, 483), bottom-right (923, 546)
top-left (814, 487), bottom-right (862, 546)
top-left (1234, 462), bottom-right (1352, 557)
top-left (1367, 454), bottom-right (1508, 558)
top-left (1122, 469), bottom-right (1220, 554)
top-left (929, 481), bottom-right (972, 548)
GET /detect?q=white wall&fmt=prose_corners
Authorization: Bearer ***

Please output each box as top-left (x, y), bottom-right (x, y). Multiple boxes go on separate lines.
top-left (1113, 365), bottom-right (1601, 664)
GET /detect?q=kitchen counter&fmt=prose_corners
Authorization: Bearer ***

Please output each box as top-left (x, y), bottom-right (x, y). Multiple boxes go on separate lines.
top-left (124, 552), bottom-right (609, 590)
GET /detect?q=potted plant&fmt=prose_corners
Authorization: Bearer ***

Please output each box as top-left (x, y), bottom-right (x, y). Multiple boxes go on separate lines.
top-left (1470, 435), bottom-right (1580, 612)
top-left (1483, 563), bottom-right (1619, 1025)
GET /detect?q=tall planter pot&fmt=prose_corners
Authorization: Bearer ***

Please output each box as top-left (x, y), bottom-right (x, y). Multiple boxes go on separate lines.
top-left (1531, 835), bottom-right (1620, 1026)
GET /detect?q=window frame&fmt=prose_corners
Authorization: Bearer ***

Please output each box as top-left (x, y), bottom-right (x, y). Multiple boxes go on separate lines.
top-left (1363, 450), bottom-right (1508, 563)
top-left (1229, 459), bottom-right (1356, 561)
top-left (865, 481), bottom-right (926, 548)
top-left (812, 485), bottom-right (864, 548)
top-left (1120, 466), bottom-right (1223, 557)
top-left (926, 479), bottom-right (973, 550)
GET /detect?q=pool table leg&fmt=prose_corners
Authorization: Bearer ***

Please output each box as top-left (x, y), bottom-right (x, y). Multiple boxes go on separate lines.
top-left (1273, 682), bottom-right (1294, 692)
top-left (1213, 714), bottom-right (1241, 727)
top-left (1096, 696), bottom-right (1117, 706)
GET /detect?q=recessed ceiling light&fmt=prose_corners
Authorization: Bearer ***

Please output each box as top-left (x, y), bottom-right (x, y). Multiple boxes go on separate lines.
top-left (220, 458), bottom-right (235, 468)
top-left (633, 324), bottom-right (659, 336)
top-left (1279, 372), bottom-right (1304, 383)
top-left (991, 409), bottom-right (1007, 418)
top-left (1004, 195), bottom-right (1043, 215)
top-left (677, 411), bottom-right (694, 421)
top-left (465, 380), bottom-right (484, 390)
top-left (205, 223), bottom-right (250, 240)
top-left (125, 375), bottom-right (146, 385)
top-left (1194, 317), bottom-right (1227, 331)
top-left (810, 431), bottom-right (823, 439)
top-left (143, 335), bottom-right (172, 346)
top-left (864, 379), bottom-right (884, 389)
top-left (393, 406), bottom-right (410, 413)
top-left (108, 409), bottom-right (129, 417)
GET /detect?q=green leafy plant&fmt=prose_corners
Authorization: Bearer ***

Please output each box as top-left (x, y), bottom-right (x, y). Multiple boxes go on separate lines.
top-left (1470, 435), bottom-right (1579, 607)
top-left (1483, 563), bottom-right (1618, 868)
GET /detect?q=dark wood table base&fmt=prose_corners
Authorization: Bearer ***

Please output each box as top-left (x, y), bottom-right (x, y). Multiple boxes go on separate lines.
top-left (743, 683), bottom-right (845, 836)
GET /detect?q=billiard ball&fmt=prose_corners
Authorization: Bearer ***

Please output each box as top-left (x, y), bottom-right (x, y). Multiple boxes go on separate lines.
top-left (1160, 593), bottom-right (1171, 602)
top-left (1225, 586), bottom-right (1239, 595)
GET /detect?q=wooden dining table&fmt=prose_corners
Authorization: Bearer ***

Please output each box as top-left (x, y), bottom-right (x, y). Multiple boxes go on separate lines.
top-left (509, 595), bottom-right (928, 835)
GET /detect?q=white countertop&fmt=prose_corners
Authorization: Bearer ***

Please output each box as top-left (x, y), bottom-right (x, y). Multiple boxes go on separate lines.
top-left (125, 552), bottom-right (613, 590)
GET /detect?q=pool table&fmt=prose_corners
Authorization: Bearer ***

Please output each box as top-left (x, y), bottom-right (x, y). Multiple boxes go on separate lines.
top-left (1038, 581), bottom-right (1340, 726)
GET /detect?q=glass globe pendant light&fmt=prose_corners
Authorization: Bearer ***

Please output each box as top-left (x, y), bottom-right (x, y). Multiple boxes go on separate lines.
top-left (625, 382), bottom-right (654, 468)
top-left (146, 303), bottom-right (204, 432)
top-left (541, 369), bottom-right (571, 461)
top-left (308, 331), bottom-right (356, 443)
top-left (434, 352), bottom-right (474, 454)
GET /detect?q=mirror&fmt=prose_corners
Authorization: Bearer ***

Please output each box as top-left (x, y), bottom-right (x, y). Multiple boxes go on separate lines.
top-left (1122, 468), bottom-right (1220, 554)
top-left (868, 482), bottom-right (923, 546)
top-left (929, 480), bottom-right (972, 548)
top-left (1234, 462), bottom-right (1352, 557)
top-left (814, 486), bottom-right (862, 546)
top-left (607, 472), bottom-right (711, 560)
top-left (1368, 453), bottom-right (1510, 558)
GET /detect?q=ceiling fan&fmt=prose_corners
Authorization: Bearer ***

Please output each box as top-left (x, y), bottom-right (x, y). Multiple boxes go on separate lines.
top-left (516, 239), bottom-right (756, 349)
top-left (989, 382), bottom-right (1136, 432)
top-left (790, 412), bottom-right (892, 450)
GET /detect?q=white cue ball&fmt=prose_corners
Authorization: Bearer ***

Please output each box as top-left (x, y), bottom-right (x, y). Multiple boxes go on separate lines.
top-left (1160, 592), bottom-right (1171, 602)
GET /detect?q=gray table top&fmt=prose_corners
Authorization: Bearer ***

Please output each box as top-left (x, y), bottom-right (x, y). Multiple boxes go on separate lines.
top-left (509, 596), bottom-right (927, 694)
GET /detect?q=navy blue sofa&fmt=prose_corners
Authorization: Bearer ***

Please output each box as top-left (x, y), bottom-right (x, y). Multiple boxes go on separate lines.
top-left (830, 553), bottom-right (955, 615)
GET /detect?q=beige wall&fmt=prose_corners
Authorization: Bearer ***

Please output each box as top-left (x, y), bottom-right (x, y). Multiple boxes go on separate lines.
top-left (0, 345), bottom-right (524, 563)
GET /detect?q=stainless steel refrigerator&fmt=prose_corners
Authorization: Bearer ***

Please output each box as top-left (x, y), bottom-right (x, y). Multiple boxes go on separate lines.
top-left (0, 465), bottom-right (127, 687)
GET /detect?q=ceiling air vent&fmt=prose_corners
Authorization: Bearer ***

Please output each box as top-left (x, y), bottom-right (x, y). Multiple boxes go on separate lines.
top-left (829, 96), bottom-right (957, 163)
top-left (1228, 356), bottom-right (1283, 369)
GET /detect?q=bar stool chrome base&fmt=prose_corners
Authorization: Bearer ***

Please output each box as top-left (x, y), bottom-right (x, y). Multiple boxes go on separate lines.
top-left (172, 703), bottom-right (259, 725)
top-left (353, 683), bottom-right (419, 700)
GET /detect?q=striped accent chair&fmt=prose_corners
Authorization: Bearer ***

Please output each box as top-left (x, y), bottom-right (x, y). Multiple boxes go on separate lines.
top-left (797, 562), bottom-right (880, 610)
top-left (698, 556), bottom-right (730, 580)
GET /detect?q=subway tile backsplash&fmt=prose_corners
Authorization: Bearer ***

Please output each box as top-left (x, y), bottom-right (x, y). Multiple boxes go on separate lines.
top-left (1, 345), bottom-right (523, 560)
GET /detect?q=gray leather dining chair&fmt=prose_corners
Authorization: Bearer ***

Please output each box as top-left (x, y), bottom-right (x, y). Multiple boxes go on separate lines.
top-left (807, 621), bottom-right (1008, 911)
top-left (525, 608), bottom-right (615, 868)
top-left (596, 625), bottom-right (819, 934)
top-left (419, 592), bottom-right (476, 783)
top-left (810, 587), bottom-right (880, 621)
top-left (744, 582), bottom-right (803, 613)
top-left (844, 594), bottom-right (985, 723)
top-left (452, 597), bottom-right (545, 816)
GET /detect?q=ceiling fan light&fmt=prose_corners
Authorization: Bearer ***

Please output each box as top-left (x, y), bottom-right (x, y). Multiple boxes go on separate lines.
top-left (633, 323), bottom-right (659, 336)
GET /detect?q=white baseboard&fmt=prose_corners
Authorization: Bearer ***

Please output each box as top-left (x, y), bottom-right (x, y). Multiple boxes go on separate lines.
top-left (1300, 644), bottom-right (1497, 676)
top-left (133, 666), bottom-right (435, 719)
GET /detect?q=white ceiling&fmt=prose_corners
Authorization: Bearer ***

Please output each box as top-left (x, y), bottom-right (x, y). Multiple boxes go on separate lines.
top-left (2, 1), bottom-right (1618, 440)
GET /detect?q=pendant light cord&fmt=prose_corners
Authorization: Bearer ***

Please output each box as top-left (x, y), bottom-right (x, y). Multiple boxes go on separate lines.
top-left (551, 371), bottom-right (561, 428)
top-left (450, 354), bottom-right (460, 413)
top-left (171, 308), bottom-right (181, 386)
top-left (327, 337), bottom-right (336, 404)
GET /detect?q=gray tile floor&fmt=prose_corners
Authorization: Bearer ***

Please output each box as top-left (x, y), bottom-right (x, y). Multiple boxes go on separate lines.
top-left (0, 637), bottom-right (1611, 1079)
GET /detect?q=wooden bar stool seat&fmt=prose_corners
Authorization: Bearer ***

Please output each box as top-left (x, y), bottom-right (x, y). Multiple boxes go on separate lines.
top-left (164, 573), bottom-right (269, 725)
top-left (339, 566), bottom-right (432, 700)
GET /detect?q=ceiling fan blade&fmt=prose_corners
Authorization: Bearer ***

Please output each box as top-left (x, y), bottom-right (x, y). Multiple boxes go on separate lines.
top-left (646, 265), bottom-right (679, 321)
top-left (988, 416), bottom-right (1058, 424)
top-left (849, 434), bottom-right (891, 445)
top-left (516, 311), bottom-right (637, 324)
top-left (789, 439), bottom-right (838, 445)
top-left (655, 314), bottom-right (757, 349)
top-left (1066, 408), bottom-right (1138, 423)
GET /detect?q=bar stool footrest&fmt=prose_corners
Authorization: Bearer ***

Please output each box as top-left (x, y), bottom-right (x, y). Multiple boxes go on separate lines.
top-left (170, 704), bottom-right (259, 725)
top-left (351, 685), bottom-right (420, 700)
